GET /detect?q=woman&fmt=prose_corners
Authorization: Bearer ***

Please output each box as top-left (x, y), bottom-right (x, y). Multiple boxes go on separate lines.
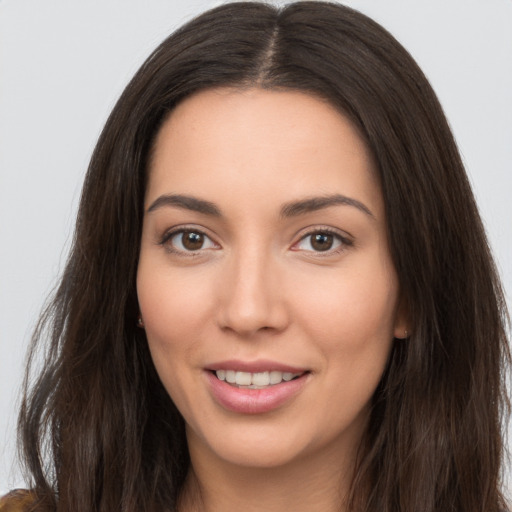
top-left (2, 1), bottom-right (510, 511)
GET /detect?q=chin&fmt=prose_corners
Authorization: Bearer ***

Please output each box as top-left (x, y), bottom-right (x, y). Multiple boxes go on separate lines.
top-left (186, 421), bottom-right (312, 468)
top-left (186, 411), bottom-right (364, 471)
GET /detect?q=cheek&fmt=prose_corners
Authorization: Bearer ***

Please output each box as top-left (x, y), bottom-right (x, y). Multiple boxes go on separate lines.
top-left (296, 264), bottom-right (399, 345)
top-left (298, 269), bottom-right (397, 419)
top-left (136, 264), bottom-right (214, 395)
top-left (137, 264), bottom-right (212, 342)
top-left (136, 264), bottom-right (217, 422)
top-left (292, 257), bottom-right (398, 399)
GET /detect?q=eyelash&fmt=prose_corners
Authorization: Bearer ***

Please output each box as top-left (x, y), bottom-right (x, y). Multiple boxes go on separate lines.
top-left (159, 226), bottom-right (353, 257)
top-left (159, 226), bottom-right (218, 257)
top-left (292, 227), bottom-right (353, 256)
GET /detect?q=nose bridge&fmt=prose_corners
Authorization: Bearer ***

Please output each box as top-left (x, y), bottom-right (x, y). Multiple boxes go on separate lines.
top-left (217, 240), bottom-right (287, 335)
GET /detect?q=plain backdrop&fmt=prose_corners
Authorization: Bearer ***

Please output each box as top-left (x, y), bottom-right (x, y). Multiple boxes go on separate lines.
top-left (1, 0), bottom-right (511, 497)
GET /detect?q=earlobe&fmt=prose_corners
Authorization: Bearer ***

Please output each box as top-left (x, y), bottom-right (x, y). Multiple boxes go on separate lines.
top-left (393, 295), bottom-right (411, 340)
top-left (393, 325), bottom-right (411, 340)
top-left (394, 328), bottom-right (410, 340)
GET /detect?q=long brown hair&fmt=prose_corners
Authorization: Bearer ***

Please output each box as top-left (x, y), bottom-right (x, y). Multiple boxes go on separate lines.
top-left (19, 2), bottom-right (510, 511)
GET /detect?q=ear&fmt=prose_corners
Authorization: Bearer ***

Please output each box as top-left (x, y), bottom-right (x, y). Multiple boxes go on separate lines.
top-left (393, 294), bottom-right (411, 340)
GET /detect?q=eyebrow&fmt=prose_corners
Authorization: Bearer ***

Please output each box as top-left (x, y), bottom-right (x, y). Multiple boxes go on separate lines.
top-left (280, 194), bottom-right (375, 219)
top-left (147, 194), bottom-right (221, 216)
top-left (146, 193), bottom-right (374, 219)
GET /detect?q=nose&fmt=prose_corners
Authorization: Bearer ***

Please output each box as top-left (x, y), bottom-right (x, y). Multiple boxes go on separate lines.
top-left (216, 247), bottom-right (289, 337)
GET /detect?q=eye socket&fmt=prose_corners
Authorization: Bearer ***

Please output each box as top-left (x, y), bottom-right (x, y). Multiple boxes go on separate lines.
top-left (163, 229), bottom-right (218, 253)
top-left (294, 230), bottom-right (350, 253)
top-left (161, 227), bottom-right (349, 255)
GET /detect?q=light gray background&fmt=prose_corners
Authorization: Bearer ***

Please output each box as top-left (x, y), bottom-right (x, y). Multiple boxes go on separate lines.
top-left (1, 0), bottom-right (511, 497)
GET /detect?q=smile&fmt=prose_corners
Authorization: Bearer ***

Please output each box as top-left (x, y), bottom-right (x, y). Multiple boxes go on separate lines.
top-left (215, 370), bottom-right (302, 388)
top-left (205, 362), bottom-right (310, 414)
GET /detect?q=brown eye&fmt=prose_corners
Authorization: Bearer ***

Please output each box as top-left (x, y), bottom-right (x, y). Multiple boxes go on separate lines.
top-left (166, 229), bottom-right (217, 253)
top-left (182, 231), bottom-right (204, 250)
top-left (294, 230), bottom-right (347, 254)
top-left (310, 233), bottom-right (334, 251)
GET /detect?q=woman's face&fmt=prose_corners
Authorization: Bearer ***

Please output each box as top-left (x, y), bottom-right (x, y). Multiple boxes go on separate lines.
top-left (137, 88), bottom-right (407, 470)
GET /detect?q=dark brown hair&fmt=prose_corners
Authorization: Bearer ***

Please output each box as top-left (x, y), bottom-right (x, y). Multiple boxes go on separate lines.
top-left (19, 2), bottom-right (510, 511)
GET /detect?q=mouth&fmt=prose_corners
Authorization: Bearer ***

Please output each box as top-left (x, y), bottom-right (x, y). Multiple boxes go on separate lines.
top-left (204, 362), bottom-right (310, 414)
top-left (212, 369), bottom-right (305, 389)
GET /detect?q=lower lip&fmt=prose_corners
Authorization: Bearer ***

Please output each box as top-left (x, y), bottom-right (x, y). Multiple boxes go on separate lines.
top-left (205, 371), bottom-right (309, 414)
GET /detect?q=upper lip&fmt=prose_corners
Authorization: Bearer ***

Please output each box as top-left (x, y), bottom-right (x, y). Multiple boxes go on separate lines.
top-left (205, 359), bottom-right (309, 374)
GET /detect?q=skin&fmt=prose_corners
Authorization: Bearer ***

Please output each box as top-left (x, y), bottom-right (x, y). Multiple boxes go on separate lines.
top-left (137, 87), bottom-right (408, 511)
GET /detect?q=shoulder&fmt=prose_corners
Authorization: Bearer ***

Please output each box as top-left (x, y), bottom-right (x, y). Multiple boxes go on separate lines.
top-left (0, 490), bottom-right (36, 512)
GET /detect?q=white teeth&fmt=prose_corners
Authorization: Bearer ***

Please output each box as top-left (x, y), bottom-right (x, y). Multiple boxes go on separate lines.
top-left (252, 372), bottom-right (270, 386)
top-left (269, 371), bottom-right (282, 384)
top-left (215, 369), bottom-right (302, 387)
top-left (235, 371), bottom-right (252, 386)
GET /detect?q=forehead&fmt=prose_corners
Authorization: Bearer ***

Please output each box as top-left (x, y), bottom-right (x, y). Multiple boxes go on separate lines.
top-left (146, 87), bottom-right (382, 218)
